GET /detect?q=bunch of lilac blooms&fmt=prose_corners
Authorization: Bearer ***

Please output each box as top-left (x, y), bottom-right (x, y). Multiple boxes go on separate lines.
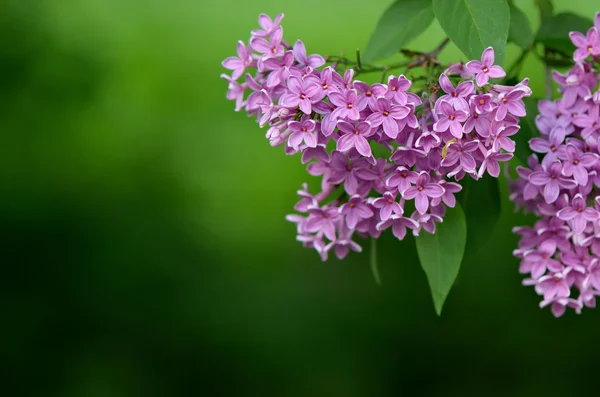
top-left (222, 13), bottom-right (531, 261)
top-left (510, 13), bottom-right (600, 317)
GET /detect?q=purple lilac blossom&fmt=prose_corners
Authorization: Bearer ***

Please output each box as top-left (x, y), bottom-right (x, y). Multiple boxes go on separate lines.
top-left (511, 11), bottom-right (600, 317)
top-left (222, 13), bottom-right (531, 266)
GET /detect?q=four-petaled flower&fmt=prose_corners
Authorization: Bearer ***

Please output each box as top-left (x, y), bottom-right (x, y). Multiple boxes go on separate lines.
top-left (339, 195), bottom-right (374, 229)
top-left (560, 144), bottom-right (598, 186)
top-left (557, 194), bottom-right (600, 235)
top-left (366, 97), bottom-right (410, 139)
top-left (402, 172), bottom-right (445, 214)
top-left (466, 47), bottom-right (506, 86)
top-left (336, 121), bottom-right (373, 157)
top-left (372, 191), bottom-right (403, 221)
top-left (529, 162), bottom-right (577, 204)
top-left (434, 101), bottom-right (468, 138)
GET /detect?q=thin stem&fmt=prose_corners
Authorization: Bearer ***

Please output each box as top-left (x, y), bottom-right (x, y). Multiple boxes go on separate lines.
top-left (370, 238), bottom-right (381, 286)
top-left (326, 37), bottom-right (451, 78)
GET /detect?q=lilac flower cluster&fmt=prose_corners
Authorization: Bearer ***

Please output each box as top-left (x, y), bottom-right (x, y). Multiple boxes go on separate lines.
top-left (222, 14), bottom-right (531, 261)
top-left (510, 13), bottom-right (600, 317)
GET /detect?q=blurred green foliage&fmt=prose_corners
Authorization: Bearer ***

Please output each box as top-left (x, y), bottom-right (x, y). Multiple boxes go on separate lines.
top-left (2, 1), bottom-right (600, 396)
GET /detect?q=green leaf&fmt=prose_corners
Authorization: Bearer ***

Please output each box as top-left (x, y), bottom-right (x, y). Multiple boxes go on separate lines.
top-left (535, 0), bottom-right (554, 22)
top-left (432, 0), bottom-right (510, 64)
top-left (363, 0), bottom-right (435, 62)
top-left (508, 2), bottom-right (533, 49)
top-left (513, 97), bottom-right (539, 165)
top-left (415, 202), bottom-right (466, 316)
top-left (457, 175), bottom-right (501, 258)
top-left (536, 12), bottom-right (593, 56)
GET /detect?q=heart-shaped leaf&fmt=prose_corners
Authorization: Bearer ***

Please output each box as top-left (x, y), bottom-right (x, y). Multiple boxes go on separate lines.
top-left (433, 0), bottom-right (510, 64)
top-left (363, 0), bottom-right (435, 62)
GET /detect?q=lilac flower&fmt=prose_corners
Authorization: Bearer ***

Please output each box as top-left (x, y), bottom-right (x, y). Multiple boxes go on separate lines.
top-left (466, 47), bottom-right (506, 86)
top-left (222, 41), bottom-right (253, 80)
top-left (327, 151), bottom-right (378, 194)
top-left (430, 181), bottom-right (462, 208)
top-left (339, 195), bottom-right (374, 229)
top-left (471, 93), bottom-right (495, 114)
top-left (433, 101), bottom-right (467, 138)
top-left (560, 144), bottom-right (598, 186)
top-left (366, 97), bottom-right (410, 139)
top-left (478, 150), bottom-right (513, 178)
top-left (250, 27), bottom-right (285, 60)
top-left (336, 121), bottom-right (373, 157)
top-left (402, 172), bottom-right (445, 214)
top-left (445, 61), bottom-right (474, 79)
top-left (263, 51), bottom-right (294, 87)
top-left (557, 194), bottom-right (600, 234)
top-left (385, 75), bottom-right (411, 104)
top-left (280, 76), bottom-right (323, 114)
top-left (372, 191), bottom-right (403, 220)
top-left (288, 120), bottom-right (317, 149)
top-left (523, 246), bottom-right (564, 279)
top-left (529, 127), bottom-right (566, 166)
top-left (535, 272), bottom-right (571, 301)
top-left (386, 166), bottom-right (418, 193)
top-left (495, 88), bottom-right (528, 121)
top-left (330, 89), bottom-right (363, 120)
top-left (305, 206), bottom-right (340, 241)
top-left (572, 104), bottom-right (600, 139)
top-left (354, 81), bottom-right (386, 109)
top-left (570, 28), bottom-right (600, 62)
top-left (251, 13), bottom-right (285, 38)
top-left (492, 125), bottom-right (519, 152)
top-left (441, 139), bottom-right (479, 174)
top-left (376, 215), bottom-right (420, 240)
top-left (438, 73), bottom-right (474, 110)
top-left (324, 226), bottom-right (362, 260)
top-left (552, 65), bottom-right (592, 108)
top-left (221, 74), bottom-right (246, 111)
top-left (292, 40), bottom-right (325, 68)
top-left (463, 102), bottom-right (491, 136)
top-left (415, 120), bottom-right (441, 153)
top-left (529, 162), bottom-right (578, 203)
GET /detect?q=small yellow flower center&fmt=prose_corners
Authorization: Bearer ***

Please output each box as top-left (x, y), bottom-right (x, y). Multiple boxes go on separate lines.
top-left (573, 159), bottom-right (579, 165)
top-left (479, 99), bottom-right (485, 105)
top-left (449, 115), bottom-right (455, 120)
top-left (383, 110), bottom-right (389, 116)
top-left (482, 67), bottom-right (489, 73)
top-left (300, 94), bottom-right (306, 99)
top-left (366, 90), bottom-right (372, 96)
top-left (349, 202), bottom-right (356, 208)
top-left (391, 86), bottom-right (397, 91)
top-left (551, 146), bottom-right (557, 152)
top-left (418, 186), bottom-right (424, 191)
top-left (347, 103), bottom-right (353, 109)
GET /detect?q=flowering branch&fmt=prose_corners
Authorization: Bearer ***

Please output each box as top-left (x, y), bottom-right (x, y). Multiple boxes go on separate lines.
top-left (325, 37), bottom-right (451, 79)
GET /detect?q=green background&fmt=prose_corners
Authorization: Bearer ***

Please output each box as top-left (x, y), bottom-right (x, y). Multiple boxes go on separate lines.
top-left (2, 0), bottom-right (599, 396)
